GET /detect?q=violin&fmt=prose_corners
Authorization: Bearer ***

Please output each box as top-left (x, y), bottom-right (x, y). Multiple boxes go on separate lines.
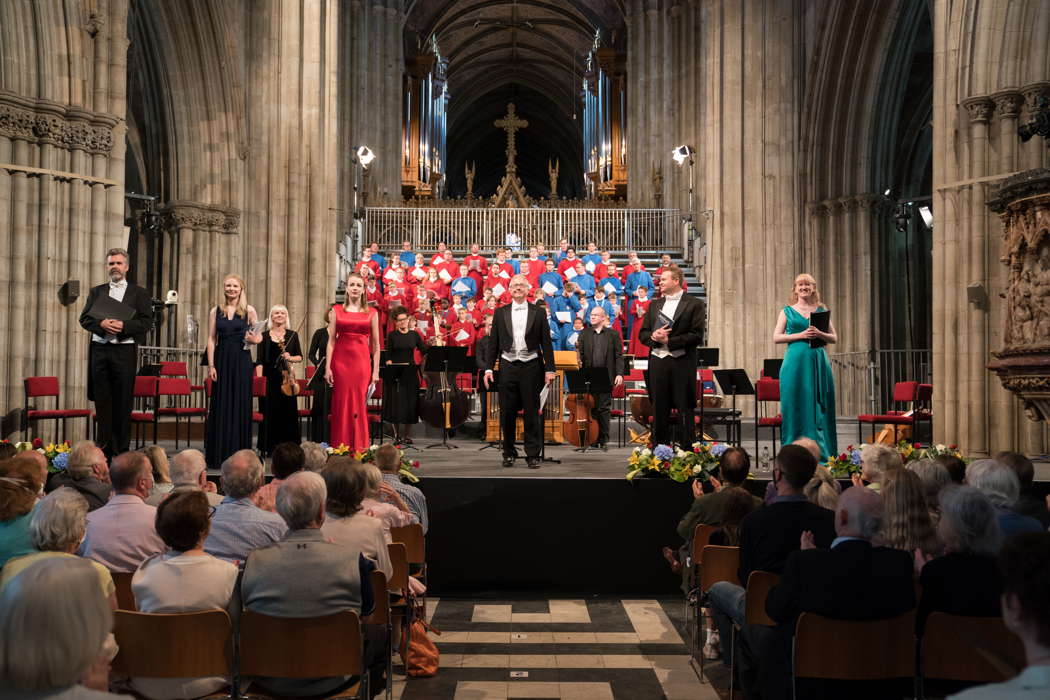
top-left (276, 316), bottom-right (306, 397)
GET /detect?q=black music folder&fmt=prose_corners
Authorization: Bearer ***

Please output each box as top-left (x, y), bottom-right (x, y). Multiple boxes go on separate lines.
top-left (85, 293), bottom-right (136, 322)
top-left (809, 309), bottom-right (830, 348)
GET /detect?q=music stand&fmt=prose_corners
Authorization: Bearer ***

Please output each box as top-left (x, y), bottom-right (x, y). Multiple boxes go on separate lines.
top-left (379, 362), bottom-right (418, 450)
top-left (763, 358), bottom-right (783, 380)
top-left (695, 348), bottom-right (720, 444)
top-left (423, 346), bottom-right (473, 450)
top-left (713, 369), bottom-right (754, 415)
top-left (564, 368), bottom-right (612, 452)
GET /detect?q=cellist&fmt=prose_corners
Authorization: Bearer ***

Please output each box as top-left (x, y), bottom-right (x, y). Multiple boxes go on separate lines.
top-left (575, 306), bottom-right (623, 452)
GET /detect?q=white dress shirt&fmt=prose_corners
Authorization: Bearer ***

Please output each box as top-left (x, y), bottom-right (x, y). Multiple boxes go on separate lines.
top-left (650, 291), bottom-right (685, 359)
top-left (92, 279), bottom-right (136, 344)
top-left (502, 302), bottom-right (538, 363)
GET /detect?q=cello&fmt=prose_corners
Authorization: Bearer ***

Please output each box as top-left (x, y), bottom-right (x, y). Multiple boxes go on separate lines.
top-left (419, 308), bottom-right (471, 445)
top-left (563, 391), bottom-right (599, 448)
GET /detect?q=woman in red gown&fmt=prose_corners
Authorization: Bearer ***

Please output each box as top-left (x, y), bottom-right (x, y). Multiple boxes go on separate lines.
top-left (325, 273), bottom-right (380, 451)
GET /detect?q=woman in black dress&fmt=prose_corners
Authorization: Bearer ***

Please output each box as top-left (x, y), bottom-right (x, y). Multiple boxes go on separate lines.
top-left (307, 308), bottom-right (331, 443)
top-left (205, 275), bottom-right (262, 468)
top-left (255, 304), bottom-right (303, 454)
top-left (383, 306), bottom-right (426, 444)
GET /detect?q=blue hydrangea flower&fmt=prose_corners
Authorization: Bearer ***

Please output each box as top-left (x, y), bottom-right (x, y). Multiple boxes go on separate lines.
top-left (320, 442), bottom-right (330, 451)
top-left (653, 444), bottom-right (674, 461)
top-left (710, 443), bottom-right (728, 457)
top-left (52, 452), bottom-right (69, 471)
top-left (850, 449), bottom-right (862, 466)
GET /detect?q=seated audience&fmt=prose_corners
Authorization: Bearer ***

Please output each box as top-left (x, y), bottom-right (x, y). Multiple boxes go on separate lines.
top-left (0, 557), bottom-right (124, 698)
top-left (255, 442), bottom-right (305, 513)
top-left (1, 488), bottom-right (116, 606)
top-left (204, 449), bottom-right (286, 563)
top-left (853, 442), bottom-right (902, 493)
top-left (0, 457), bottom-right (45, 568)
top-left (358, 462), bottom-right (416, 535)
top-left (301, 441), bottom-right (328, 472)
top-left (320, 457), bottom-right (393, 580)
top-left (46, 440), bottom-right (111, 511)
top-left (168, 448), bottom-right (222, 506)
top-left (13, 449), bottom-right (49, 488)
top-left (966, 459), bottom-right (1043, 539)
top-left (909, 458), bottom-right (952, 525)
top-left (142, 445), bottom-right (173, 506)
top-left (764, 438), bottom-right (821, 504)
top-left (916, 485), bottom-right (1003, 624)
top-left (374, 444), bottom-right (428, 534)
top-left (878, 467), bottom-right (941, 555)
top-left (745, 487), bottom-right (915, 699)
top-left (241, 472), bottom-right (386, 697)
top-left (803, 465), bottom-right (841, 511)
top-left (936, 453), bottom-right (966, 484)
top-left (130, 490), bottom-right (238, 699)
top-left (949, 532), bottom-right (1050, 700)
top-left (0, 442), bottom-right (15, 460)
top-left (996, 450), bottom-right (1050, 529)
top-left (81, 452), bottom-right (165, 573)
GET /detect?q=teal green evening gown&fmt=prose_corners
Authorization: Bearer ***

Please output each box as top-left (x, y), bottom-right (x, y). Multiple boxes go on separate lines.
top-left (779, 306), bottom-right (837, 460)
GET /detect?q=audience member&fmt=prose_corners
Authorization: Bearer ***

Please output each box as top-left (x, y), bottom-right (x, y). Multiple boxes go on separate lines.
top-left (204, 449), bottom-right (286, 563)
top-left (320, 457), bottom-right (392, 580)
top-left (130, 490), bottom-right (237, 699)
top-left (0, 488), bottom-right (115, 606)
top-left (966, 459), bottom-right (1043, 539)
top-left (13, 449), bottom-right (49, 488)
top-left (0, 442), bottom-right (15, 460)
top-left (358, 462), bottom-right (416, 535)
top-left (46, 440), bottom-right (111, 511)
top-left (764, 438), bottom-right (821, 504)
top-left (949, 532), bottom-right (1050, 699)
top-left (909, 458), bottom-right (952, 525)
top-left (0, 457), bottom-right (45, 567)
top-left (709, 487), bottom-right (761, 547)
top-left (374, 444), bottom-right (428, 534)
top-left (0, 557), bottom-right (125, 698)
top-left (996, 451), bottom-right (1050, 529)
top-left (936, 453), bottom-right (966, 484)
top-left (81, 452), bottom-right (165, 573)
top-left (254, 442), bottom-right (305, 513)
top-left (300, 441), bottom-right (328, 472)
top-left (168, 449), bottom-right (222, 506)
top-left (916, 485), bottom-right (1003, 624)
top-left (878, 467), bottom-right (941, 555)
top-left (240, 472), bottom-right (386, 697)
top-left (803, 465), bottom-right (841, 511)
top-left (853, 442), bottom-right (902, 493)
top-left (141, 445), bottom-right (173, 506)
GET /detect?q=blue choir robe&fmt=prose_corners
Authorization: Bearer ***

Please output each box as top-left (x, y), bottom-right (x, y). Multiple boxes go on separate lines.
top-left (571, 273), bottom-right (597, 298)
top-left (598, 276), bottom-right (624, 298)
top-left (625, 270), bottom-right (655, 298)
top-left (398, 251), bottom-right (416, 267)
top-left (449, 276), bottom-right (477, 302)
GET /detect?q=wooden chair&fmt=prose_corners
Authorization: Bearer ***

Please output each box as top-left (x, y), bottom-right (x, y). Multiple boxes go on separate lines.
top-left (919, 613), bottom-right (1026, 698)
top-left (387, 542), bottom-right (418, 661)
top-left (685, 524), bottom-right (718, 660)
top-left (110, 571), bottom-right (137, 611)
top-left (366, 570), bottom-right (394, 700)
top-left (238, 609), bottom-right (366, 699)
top-left (390, 523), bottom-right (426, 582)
top-left (793, 611), bottom-right (916, 700)
top-left (111, 610), bottom-right (232, 698)
top-left (695, 545), bottom-right (740, 679)
top-left (727, 571), bottom-right (782, 696)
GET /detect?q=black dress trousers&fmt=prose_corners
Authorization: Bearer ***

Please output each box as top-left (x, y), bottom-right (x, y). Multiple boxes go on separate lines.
top-left (498, 357), bottom-right (545, 458)
top-left (90, 343), bottom-right (137, 458)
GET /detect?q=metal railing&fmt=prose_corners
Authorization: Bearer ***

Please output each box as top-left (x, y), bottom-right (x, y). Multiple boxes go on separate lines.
top-left (363, 206), bottom-right (682, 253)
top-left (829, 349), bottom-right (932, 417)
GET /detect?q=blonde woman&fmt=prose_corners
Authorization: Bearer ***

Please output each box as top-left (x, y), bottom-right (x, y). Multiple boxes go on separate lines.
top-left (142, 445), bottom-right (173, 505)
top-left (255, 304), bottom-right (302, 454)
top-left (326, 273), bottom-right (381, 450)
top-left (772, 274), bottom-right (838, 459)
top-left (878, 468), bottom-right (941, 555)
top-left (205, 275), bottom-right (262, 468)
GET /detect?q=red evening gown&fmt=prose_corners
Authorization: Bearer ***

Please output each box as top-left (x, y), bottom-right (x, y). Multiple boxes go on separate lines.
top-left (330, 304), bottom-right (375, 451)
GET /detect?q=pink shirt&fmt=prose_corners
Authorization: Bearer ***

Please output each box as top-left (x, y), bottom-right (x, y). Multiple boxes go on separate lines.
top-left (359, 497), bottom-right (414, 541)
top-left (82, 494), bottom-right (166, 573)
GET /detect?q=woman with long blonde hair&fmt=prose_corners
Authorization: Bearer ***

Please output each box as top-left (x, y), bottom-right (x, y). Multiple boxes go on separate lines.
top-left (255, 304), bottom-right (303, 454)
top-left (205, 274), bottom-right (262, 467)
top-left (878, 467), bottom-right (941, 555)
top-left (326, 272), bottom-right (381, 450)
top-left (772, 273), bottom-right (838, 459)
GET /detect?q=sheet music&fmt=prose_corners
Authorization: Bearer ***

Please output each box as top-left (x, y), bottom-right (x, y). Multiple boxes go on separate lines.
top-left (439, 269), bottom-right (452, 282)
top-left (541, 281), bottom-right (558, 296)
top-left (564, 267), bottom-right (578, 279)
top-left (556, 311), bottom-right (571, 323)
top-left (454, 329), bottom-right (469, 342)
top-left (492, 283), bottom-right (506, 297)
top-left (539, 384), bottom-right (550, 410)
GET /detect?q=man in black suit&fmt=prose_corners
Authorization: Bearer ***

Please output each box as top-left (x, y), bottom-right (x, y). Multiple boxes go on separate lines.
top-left (638, 265), bottom-right (705, 447)
top-left (79, 248), bottom-right (154, 458)
top-left (482, 275), bottom-right (556, 469)
top-left (576, 306), bottom-right (623, 450)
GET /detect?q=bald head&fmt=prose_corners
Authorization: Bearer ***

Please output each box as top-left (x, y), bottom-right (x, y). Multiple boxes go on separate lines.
top-left (792, 438), bottom-right (821, 461)
top-left (835, 486), bottom-right (883, 539)
top-left (221, 449), bottom-right (264, 499)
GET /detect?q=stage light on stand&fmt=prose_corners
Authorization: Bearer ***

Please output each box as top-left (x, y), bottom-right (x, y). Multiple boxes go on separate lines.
top-left (354, 146), bottom-right (376, 168)
top-left (918, 205), bottom-right (933, 228)
top-left (671, 145), bottom-right (695, 166)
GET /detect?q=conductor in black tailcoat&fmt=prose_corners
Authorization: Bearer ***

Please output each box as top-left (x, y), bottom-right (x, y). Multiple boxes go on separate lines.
top-left (78, 248), bottom-right (155, 458)
top-left (638, 265), bottom-right (705, 447)
top-left (481, 275), bottom-right (555, 469)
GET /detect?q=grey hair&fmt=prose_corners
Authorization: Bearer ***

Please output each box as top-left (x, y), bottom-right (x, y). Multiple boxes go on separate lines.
top-left (860, 443), bottom-right (901, 476)
top-left (0, 556), bottom-right (112, 690)
top-left (220, 449), bottom-right (264, 499)
top-left (170, 449), bottom-right (207, 487)
top-left (66, 440), bottom-right (100, 479)
top-left (909, 459), bottom-right (952, 508)
top-left (837, 486), bottom-right (884, 539)
top-left (276, 471), bottom-right (327, 530)
top-left (965, 459), bottom-right (1020, 508)
top-left (300, 442), bottom-right (328, 472)
top-left (938, 485), bottom-right (1002, 555)
top-left (360, 462), bottom-right (383, 497)
top-left (106, 247), bottom-right (129, 262)
top-left (30, 488), bottom-right (88, 551)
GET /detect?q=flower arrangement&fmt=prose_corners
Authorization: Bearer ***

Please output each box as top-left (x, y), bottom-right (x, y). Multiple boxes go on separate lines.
top-left (14, 439), bottom-right (71, 472)
top-left (825, 446), bottom-right (863, 477)
top-left (898, 441), bottom-right (962, 463)
top-left (323, 443), bottom-right (421, 483)
top-left (626, 442), bottom-right (726, 483)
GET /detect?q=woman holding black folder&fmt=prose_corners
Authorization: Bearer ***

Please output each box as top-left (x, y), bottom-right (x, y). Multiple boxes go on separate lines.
top-left (773, 273), bottom-right (838, 460)
top-left (383, 306), bottom-right (426, 443)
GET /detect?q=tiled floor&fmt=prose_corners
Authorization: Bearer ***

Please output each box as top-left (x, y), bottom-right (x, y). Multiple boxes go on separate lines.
top-left (390, 595), bottom-right (720, 700)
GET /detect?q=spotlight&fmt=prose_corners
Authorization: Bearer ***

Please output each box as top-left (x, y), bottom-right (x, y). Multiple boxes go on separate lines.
top-left (671, 145), bottom-right (695, 166)
top-left (918, 205), bottom-right (933, 228)
top-left (354, 146), bottom-right (376, 168)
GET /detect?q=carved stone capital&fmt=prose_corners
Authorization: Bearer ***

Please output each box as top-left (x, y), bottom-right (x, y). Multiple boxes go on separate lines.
top-left (162, 200), bottom-right (241, 234)
top-left (85, 10), bottom-right (105, 38)
top-left (962, 96), bottom-right (995, 124)
top-left (806, 201), bottom-right (829, 217)
top-left (854, 193), bottom-right (881, 211)
top-left (0, 90), bottom-right (117, 154)
top-left (992, 90), bottom-right (1024, 120)
top-left (838, 196), bottom-right (858, 213)
top-left (1021, 81), bottom-right (1050, 113)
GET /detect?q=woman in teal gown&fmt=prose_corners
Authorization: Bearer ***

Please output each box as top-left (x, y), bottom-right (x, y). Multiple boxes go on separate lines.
top-left (774, 274), bottom-right (838, 460)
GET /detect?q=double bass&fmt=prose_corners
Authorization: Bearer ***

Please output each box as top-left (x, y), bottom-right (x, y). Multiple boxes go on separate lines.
top-left (419, 307), bottom-right (471, 441)
top-left (563, 391), bottom-right (599, 448)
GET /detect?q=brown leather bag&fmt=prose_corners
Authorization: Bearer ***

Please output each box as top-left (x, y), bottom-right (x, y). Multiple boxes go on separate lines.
top-left (402, 609), bottom-right (440, 677)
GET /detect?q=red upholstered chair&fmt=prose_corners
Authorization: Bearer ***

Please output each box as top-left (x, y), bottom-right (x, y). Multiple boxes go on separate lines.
top-left (23, 377), bottom-right (92, 442)
top-left (158, 361), bottom-right (188, 377)
top-left (754, 377), bottom-right (782, 459)
top-left (251, 375), bottom-right (266, 426)
top-left (856, 381), bottom-right (927, 444)
top-left (156, 378), bottom-right (207, 449)
top-left (305, 365), bottom-right (317, 380)
top-left (130, 375), bottom-right (158, 448)
top-left (367, 379), bottom-right (383, 442)
top-left (296, 378), bottom-right (313, 435)
top-left (610, 378), bottom-right (627, 447)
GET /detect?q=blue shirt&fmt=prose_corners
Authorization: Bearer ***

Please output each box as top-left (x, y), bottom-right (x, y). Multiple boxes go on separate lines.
top-left (398, 251), bottom-right (416, 267)
top-left (371, 252), bottom-right (387, 270)
top-left (204, 496), bottom-right (287, 563)
top-left (539, 272), bottom-right (564, 299)
top-left (581, 253), bottom-right (603, 274)
top-left (546, 315), bottom-right (562, 350)
top-left (507, 258), bottom-right (520, 274)
top-left (625, 270), bottom-right (655, 297)
top-left (561, 325), bottom-right (582, 350)
top-left (449, 276), bottom-right (477, 301)
top-left (381, 473), bottom-right (429, 535)
top-left (549, 294), bottom-right (582, 326)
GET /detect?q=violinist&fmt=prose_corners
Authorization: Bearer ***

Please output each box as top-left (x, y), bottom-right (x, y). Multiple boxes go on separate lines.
top-left (255, 304), bottom-right (303, 455)
top-left (576, 307), bottom-right (623, 452)
top-left (383, 306), bottom-right (426, 445)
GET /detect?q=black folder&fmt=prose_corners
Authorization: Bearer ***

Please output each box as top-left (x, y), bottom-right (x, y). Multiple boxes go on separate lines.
top-left (809, 310), bottom-right (830, 348)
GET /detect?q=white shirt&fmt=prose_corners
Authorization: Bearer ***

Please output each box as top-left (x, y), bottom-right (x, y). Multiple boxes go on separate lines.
top-left (650, 291), bottom-right (685, 359)
top-left (92, 279), bottom-right (136, 344)
top-left (502, 302), bottom-right (538, 363)
top-left (948, 666), bottom-right (1050, 699)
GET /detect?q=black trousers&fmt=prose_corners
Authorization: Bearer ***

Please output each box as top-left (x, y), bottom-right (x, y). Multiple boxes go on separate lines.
top-left (309, 382), bottom-right (331, 443)
top-left (498, 358), bottom-right (544, 458)
top-left (590, 391), bottom-right (612, 444)
top-left (648, 354), bottom-right (696, 447)
top-left (90, 343), bottom-right (137, 458)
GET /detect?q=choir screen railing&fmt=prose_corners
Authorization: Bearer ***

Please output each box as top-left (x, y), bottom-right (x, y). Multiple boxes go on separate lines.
top-left (363, 207), bottom-right (682, 252)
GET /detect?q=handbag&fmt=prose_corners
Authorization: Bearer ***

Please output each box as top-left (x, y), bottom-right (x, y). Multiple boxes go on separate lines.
top-left (401, 602), bottom-right (440, 677)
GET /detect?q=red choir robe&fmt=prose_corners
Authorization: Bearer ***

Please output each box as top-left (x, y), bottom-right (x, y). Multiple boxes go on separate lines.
top-left (463, 253), bottom-right (489, 286)
top-left (422, 278), bottom-right (449, 302)
top-left (557, 256), bottom-right (581, 278)
top-left (627, 298), bottom-right (651, 358)
top-left (407, 264), bottom-right (429, 286)
top-left (449, 320), bottom-right (477, 356)
top-left (483, 271), bottom-right (512, 305)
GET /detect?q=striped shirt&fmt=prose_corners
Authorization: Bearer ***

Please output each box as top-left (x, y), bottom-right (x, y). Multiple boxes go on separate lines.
top-left (382, 473), bottom-right (429, 535)
top-left (204, 496), bottom-right (287, 564)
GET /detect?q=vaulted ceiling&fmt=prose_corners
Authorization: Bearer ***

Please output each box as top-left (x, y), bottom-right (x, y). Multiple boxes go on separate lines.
top-left (404, 0), bottom-right (626, 198)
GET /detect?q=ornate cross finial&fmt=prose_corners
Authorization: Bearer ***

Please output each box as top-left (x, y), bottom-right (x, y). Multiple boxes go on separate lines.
top-left (494, 103), bottom-right (528, 173)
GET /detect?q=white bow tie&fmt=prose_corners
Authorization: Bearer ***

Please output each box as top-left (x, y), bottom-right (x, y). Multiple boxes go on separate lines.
top-left (512, 304), bottom-right (528, 312)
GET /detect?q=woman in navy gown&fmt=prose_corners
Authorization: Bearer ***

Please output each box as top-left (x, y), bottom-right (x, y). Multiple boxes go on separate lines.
top-left (205, 275), bottom-right (262, 468)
